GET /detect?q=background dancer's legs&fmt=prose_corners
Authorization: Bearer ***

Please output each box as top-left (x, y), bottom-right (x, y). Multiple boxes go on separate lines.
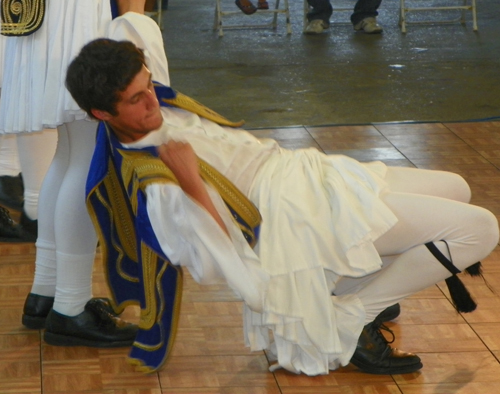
top-left (16, 130), bottom-right (58, 240)
top-left (23, 120), bottom-right (138, 346)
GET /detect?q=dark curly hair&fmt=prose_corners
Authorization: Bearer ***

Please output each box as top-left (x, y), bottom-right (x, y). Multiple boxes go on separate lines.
top-left (65, 38), bottom-right (145, 118)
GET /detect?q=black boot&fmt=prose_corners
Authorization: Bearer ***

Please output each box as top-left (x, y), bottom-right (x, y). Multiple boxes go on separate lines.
top-left (22, 292), bottom-right (121, 329)
top-left (22, 293), bottom-right (55, 329)
top-left (0, 174), bottom-right (24, 211)
top-left (44, 298), bottom-right (138, 348)
top-left (350, 320), bottom-right (422, 374)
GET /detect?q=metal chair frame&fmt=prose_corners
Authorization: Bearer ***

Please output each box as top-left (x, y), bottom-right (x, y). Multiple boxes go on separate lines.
top-left (214, 0), bottom-right (292, 37)
top-left (146, 0), bottom-right (164, 30)
top-left (399, 0), bottom-right (477, 33)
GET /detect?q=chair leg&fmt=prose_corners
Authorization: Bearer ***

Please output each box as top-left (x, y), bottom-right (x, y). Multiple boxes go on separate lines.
top-left (272, 0), bottom-right (280, 29)
top-left (303, 0), bottom-right (309, 32)
top-left (213, 0), bottom-right (224, 36)
top-left (284, 0), bottom-right (292, 34)
top-left (399, 0), bottom-right (407, 33)
top-left (157, 0), bottom-right (163, 29)
top-left (471, 0), bottom-right (478, 31)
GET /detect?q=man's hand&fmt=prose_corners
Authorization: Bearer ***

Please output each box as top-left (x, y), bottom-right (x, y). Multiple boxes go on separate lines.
top-left (157, 141), bottom-right (229, 236)
top-left (157, 140), bottom-right (200, 187)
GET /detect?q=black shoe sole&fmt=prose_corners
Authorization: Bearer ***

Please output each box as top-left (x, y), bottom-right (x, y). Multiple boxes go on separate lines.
top-left (22, 314), bottom-right (46, 329)
top-left (350, 358), bottom-right (423, 375)
top-left (44, 331), bottom-right (134, 348)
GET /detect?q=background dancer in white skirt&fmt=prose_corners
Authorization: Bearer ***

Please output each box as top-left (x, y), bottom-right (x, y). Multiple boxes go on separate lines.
top-left (0, 16), bottom-right (56, 242)
top-left (0, 0), bottom-right (137, 346)
top-left (0, 34), bottom-right (24, 240)
top-left (65, 8), bottom-right (499, 375)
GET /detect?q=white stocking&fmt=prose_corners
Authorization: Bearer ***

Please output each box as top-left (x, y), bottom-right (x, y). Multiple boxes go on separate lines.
top-left (0, 134), bottom-right (21, 176)
top-left (31, 119), bottom-right (99, 316)
top-left (53, 120), bottom-right (99, 316)
top-left (334, 167), bottom-right (499, 324)
top-left (16, 130), bottom-right (57, 219)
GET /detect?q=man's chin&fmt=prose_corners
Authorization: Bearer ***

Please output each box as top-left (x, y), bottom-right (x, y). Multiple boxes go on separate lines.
top-left (152, 118), bottom-right (163, 131)
top-left (146, 116), bottom-right (163, 132)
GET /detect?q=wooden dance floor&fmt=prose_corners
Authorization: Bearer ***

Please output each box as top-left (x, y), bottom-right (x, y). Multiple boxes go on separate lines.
top-left (2, 121), bottom-right (500, 394)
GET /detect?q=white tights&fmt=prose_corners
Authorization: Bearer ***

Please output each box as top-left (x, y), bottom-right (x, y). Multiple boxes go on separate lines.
top-left (0, 134), bottom-right (21, 176)
top-left (31, 119), bottom-right (99, 316)
top-left (335, 166), bottom-right (499, 324)
top-left (17, 130), bottom-right (57, 219)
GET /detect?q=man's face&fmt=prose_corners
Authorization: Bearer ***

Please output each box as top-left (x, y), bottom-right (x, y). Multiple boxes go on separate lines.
top-left (98, 65), bottom-right (164, 143)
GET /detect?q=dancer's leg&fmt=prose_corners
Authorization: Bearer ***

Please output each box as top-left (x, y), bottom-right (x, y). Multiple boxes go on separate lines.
top-left (384, 166), bottom-right (471, 203)
top-left (0, 134), bottom-right (21, 176)
top-left (16, 130), bottom-right (57, 220)
top-left (30, 126), bottom-right (68, 297)
top-left (336, 191), bottom-right (499, 323)
top-left (52, 119), bottom-right (99, 316)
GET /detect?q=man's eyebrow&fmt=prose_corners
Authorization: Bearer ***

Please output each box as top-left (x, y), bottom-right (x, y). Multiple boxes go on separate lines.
top-left (127, 72), bottom-right (153, 102)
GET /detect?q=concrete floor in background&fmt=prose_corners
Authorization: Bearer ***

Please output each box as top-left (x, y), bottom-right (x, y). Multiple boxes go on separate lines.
top-left (160, 0), bottom-right (500, 128)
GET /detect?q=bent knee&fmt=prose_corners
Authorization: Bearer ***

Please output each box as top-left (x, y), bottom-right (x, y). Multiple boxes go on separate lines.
top-left (474, 207), bottom-right (499, 258)
top-left (448, 173), bottom-right (471, 203)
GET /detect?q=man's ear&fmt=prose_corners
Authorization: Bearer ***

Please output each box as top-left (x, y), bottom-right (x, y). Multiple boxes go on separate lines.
top-left (91, 108), bottom-right (113, 121)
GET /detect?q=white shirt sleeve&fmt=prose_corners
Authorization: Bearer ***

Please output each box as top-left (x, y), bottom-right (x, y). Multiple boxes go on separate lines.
top-left (145, 182), bottom-right (268, 313)
top-left (107, 12), bottom-right (170, 86)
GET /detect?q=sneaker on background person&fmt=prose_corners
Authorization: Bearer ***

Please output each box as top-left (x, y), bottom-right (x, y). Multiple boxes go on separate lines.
top-left (354, 17), bottom-right (383, 33)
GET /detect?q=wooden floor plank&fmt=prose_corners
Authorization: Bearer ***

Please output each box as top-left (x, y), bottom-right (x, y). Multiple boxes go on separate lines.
top-left (1, 121), bottom-right (500, 393)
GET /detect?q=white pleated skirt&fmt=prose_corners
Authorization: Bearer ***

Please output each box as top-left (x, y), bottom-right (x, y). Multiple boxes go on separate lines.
top-left (0, 0), bottom-right (112, 133)
top-left (0, 34), bottom-right (5, 86)
top-left (245, 149), bottom-right (398, 375)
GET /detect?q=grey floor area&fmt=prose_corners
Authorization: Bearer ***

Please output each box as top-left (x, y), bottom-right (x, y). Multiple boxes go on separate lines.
top-left (160, 0), bottom-right (500, 128)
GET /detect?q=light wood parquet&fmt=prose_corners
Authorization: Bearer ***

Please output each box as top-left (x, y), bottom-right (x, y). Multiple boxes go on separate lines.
top-left (1, 121), bottom-right (500, 394)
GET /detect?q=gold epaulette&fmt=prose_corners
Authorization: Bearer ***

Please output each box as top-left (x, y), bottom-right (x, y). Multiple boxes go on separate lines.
top-left (161, 91), bottom-right (245, 128)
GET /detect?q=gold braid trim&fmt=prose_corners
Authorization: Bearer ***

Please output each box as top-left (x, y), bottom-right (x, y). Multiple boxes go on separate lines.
top-left (138, 244), bottom-right (158, 331)
top-left (1, 0), bottom-right (45, 36)
top-left (117, 149), bottom-right (261, 242)
top-left (161, 91), bottom-right (245, 128)
top-left (198, 159), bottom-right (261, 230)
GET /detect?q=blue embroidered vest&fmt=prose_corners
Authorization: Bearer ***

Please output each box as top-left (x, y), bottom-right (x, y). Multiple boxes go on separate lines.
top-left (86, 84), bottom-right (260, 372)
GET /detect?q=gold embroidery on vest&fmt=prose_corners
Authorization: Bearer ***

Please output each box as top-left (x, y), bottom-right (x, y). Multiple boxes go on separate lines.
top-left (138, 244), bottom-right (158, 331)
top-left (104, 157), bottom-right (139, 263)
top-left (1, 0), bottom-right (45, 36)
top-left (161, 91), bottom-right (245, 128)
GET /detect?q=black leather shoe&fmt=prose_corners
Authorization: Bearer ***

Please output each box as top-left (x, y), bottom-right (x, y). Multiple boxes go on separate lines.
top-left (350, 320), bottom-right (423, 374)
top-left (44, 298), bottom-right (138, 348)
top-left (18, 211), bottom-right (38, 242)
top-left (22, 293), bottom-right (120, 329)
top-left (376, 303), bottom-right (401, 323)
top-left (0, 174), bottom-right (24, 211)
top-left (22, 293), bottom-right (55, 329)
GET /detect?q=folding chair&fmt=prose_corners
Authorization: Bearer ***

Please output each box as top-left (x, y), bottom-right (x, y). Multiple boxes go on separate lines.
top-left (146, 0), bottom-right (164, 30)
top-left (214, 0), bottom-right (292, 37)
top-left (399, 0), bottom-right (478, 33)
top-left (302, 0), bottom-right (352, 33)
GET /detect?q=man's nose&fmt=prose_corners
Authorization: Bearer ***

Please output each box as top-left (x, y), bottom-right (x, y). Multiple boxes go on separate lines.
top-left (146, 89), bottom-right (159, 108)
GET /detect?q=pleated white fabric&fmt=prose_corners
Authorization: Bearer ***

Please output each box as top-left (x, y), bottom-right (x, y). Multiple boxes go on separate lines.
top-left (129, 115), bottom-right (398, 375)
top-left (0, 34), bottom-right (5, 86)
top-left (0, 0), bottom-right (112, 133)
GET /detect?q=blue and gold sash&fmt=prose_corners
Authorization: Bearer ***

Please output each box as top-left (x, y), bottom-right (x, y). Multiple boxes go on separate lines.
top-left (86, 85), bottom-right (260, 372)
